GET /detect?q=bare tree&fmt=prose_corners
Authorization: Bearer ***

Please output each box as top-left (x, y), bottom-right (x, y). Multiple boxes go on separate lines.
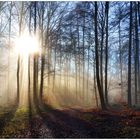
top-left (94, 2), bottom-right (106, 109)
top-left (128, 2), bottom-right (132, 107)
top-left (105, 2), bottom-right (109, 105)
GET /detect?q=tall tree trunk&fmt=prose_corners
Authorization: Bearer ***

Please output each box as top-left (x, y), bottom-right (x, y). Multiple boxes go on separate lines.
top-left (17, 2), bottom-right (24, 104)
top-left (128, 2), bottom-right (132, 107)
top-left (87, 37), bottom-right (90, 102)
top-left (28, 2), bottom-right (32, 118)
top-left (134, 2), bottom-right (139, 105)
top-left (77, 15), bottom-right (81, 99)
top-left (40, 2), bottom-right (45, 102)
top-left (94, 2), bottom-right (106, 109)
top-left (105, 2), bottom-right (109, 105)
top-left (137, 2), bottom-right (140, 97)
top-left (8, 2), bottom-right (12, 102)
top-left (100, 2), bottom-right (105, 102)
top-left (33, 1), bottom-right (39, 107)
top-left (52, 38), bottom-right (57, 93)
top-left (119, 13), bottom-right (123, 95)
top-left (82, 12), bottom-right (85, 101)
top-left (75, 39), bottom-right (77, 99)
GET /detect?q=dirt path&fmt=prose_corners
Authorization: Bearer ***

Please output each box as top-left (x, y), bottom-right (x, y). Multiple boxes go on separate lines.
top-left (40, 109), bottom-right (94, 138)
top-left (38, 107), bottom-right (140, 138)
top-left (0, 105), bottom-right (140, 138)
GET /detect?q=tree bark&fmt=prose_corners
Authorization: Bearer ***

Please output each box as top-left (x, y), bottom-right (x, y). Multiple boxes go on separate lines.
top-left (105, 2), bottom-right (109, 105)
top-left (94, 2), bottom-right (106, 110)
top-left (128, 2), bottom-right (132, 107)
top-left (17, 1), bottom-right (24, 104)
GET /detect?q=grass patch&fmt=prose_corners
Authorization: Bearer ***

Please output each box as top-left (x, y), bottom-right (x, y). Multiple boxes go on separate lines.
top-left (80, 113), bottom-right (94, 122)
top-left (0, 106), bottom-right (29, 138)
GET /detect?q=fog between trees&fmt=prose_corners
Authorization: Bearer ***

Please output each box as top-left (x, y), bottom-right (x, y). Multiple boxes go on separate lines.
top-left (0, 1), bottom-right (139, 110)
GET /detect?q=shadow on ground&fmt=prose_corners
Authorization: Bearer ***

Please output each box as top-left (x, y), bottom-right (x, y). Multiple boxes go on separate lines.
top-left (0, 104), bottom-right (18, 137)
top-left (38, 104), bottom-right (140, 138)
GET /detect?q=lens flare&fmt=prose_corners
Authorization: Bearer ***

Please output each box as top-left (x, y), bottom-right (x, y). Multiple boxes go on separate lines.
top-left (14, 32), bottom-right (40, 56)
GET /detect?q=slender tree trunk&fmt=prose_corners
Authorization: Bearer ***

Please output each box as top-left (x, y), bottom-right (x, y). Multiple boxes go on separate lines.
top-left (33, 1), bottom-right (39, 107)
top-left (46, 13), bottom-right (51, 91)
top-left (100, 3), bottom-right (105, 101)
top-left (59, 34), bottom-right (62, 91)
top-left (128, 2), bottom-right (132, 107)
top-left (137, 2), bottom-right (140, 96)
top-left (77, 15), bottom-right (81, 99)
top-left (94, 2), bottom-right (106, 109)
top-left (40, 50), bottom-right (45, 101)
top-left (40, 3), bottom-right (45, 102)
top-left (134, 2), bottom-right (139, 105)
top-left (17, 55), bottom-right (20, 104)
top-left (138, 2), bottom-right (140, 92)
top-left (87, 41), bottom-right (90, 102)
top-left (94, 62), bottom-right (98, 108)
top-left (118, 11), bottom-right (123, 95)
top-left (105, 2), bottom-right (109, 105)
top-left (28, 3), bottom-right (32, 122)
top-left (17, 2), bottom-right (24, 104)
top-left (8, 2), bottom-right (12, 102)
top-left (82, 13), bottom-right (85, 101)
top-left (75, 41), bottom-right (77, 99)
top-left (52, 42), bottom-right (57, 93)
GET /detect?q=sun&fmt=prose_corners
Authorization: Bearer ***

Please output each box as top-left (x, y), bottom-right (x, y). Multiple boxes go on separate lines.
top-left (15, 32), bottom-right (40, 56)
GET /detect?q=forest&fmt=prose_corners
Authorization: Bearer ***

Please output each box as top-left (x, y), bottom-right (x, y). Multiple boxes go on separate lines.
top-left (0, 1), bottom-right (140, 138)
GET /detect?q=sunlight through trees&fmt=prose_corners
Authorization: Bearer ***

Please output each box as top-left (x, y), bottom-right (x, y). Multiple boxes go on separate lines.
top-left (0, 1), bottom-right (139, 138)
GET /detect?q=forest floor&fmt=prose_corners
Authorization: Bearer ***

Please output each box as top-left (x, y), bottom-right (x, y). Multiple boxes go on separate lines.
top-left (0, 103), bottom-right (140, 138)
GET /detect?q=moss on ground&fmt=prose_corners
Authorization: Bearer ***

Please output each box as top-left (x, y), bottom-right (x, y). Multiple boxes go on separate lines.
top-left (0, 107), bottom-right (29, 138)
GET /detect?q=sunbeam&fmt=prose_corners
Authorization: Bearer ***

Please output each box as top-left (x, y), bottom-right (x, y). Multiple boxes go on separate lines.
top-left (14, 32), bottom-right (40, 56)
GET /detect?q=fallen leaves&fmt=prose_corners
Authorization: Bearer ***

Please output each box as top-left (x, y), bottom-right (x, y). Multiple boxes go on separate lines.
top-left (0, 105), bottom-right (139, 138)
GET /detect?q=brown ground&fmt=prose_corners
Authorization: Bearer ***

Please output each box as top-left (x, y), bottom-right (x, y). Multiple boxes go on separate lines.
top-left (0, 104), bottom-right (140, 138)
